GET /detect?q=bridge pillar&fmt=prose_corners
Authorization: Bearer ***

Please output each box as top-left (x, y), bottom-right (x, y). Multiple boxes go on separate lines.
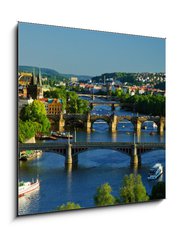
top-left (134, 119), bottom-right (142, 135)
top-left (65, 143), bottom-right (72, 165)
top-left (85, 113), bottom-right (91, 133)
top-left (130, 144), bottom-right (139, 168)
top-left (59, 113), bottom-right (65, 132)
top-left (158, 117), bottom-right (165, 135)
top-left (111, 103), bottom-right (115, 111)
top-left (110, 114), bottom-right (117, 133)
top-left (65, 143), bottom-right (78, 170)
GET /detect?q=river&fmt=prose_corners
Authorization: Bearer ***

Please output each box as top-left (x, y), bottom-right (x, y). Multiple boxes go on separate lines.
top-left (18, 99), bottom-right (165, 216)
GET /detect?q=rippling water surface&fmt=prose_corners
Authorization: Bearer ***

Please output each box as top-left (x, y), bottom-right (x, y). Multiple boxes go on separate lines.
top-left (18, 103), bottom-right (165, 215)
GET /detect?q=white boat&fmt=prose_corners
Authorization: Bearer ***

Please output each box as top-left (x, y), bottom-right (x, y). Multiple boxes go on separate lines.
top-left (147, 163), bottom-right (163, 180)
top-left (18, 179), bottom-right (40, 197)
top-left (36, 150), bottom-right (42, 158)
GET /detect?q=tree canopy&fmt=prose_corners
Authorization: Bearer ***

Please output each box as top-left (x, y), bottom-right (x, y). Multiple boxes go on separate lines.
top-left (44, 87), bottom-right (90, 114)
top-left (18, 119), bottom-right (36, 143)
top-left (94, 183), bottom-right (116, 207)
top-left (120, 174), bottom-right (149, 204)
top-left (118, 93), bottom-right (165, 116)
top-left (19, 100), bottom-right (51, 142)
top-left (150, 182), bottom-right (165, 200)
top-left (20, 100), bottom-right (50, 134)
top-left (56, 202), bottom-right (81, 211)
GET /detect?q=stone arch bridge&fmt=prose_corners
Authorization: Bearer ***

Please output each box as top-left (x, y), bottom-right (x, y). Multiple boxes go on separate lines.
top-left (48, 113), bottom-right (165, 135)
top-left (19, 142), bottom-right (165, 169)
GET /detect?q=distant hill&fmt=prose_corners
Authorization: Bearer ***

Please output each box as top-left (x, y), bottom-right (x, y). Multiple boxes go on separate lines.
top-left (91, 72), bottom-right (165, 85)
top-left (18, 66), bottom-right (93, 81)
top-left (19, 66), bottom-right (64, 78)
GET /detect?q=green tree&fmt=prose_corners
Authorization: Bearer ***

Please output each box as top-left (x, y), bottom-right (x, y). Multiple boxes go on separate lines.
top-left (44, 88), bottom-right (89, 113)
top-left (18, 119), bottom-right (36, 143)
top-left (94, 183), bottom-right (116, 207)
top-left (120, 174), bottom-right (149, 204)
top-left (150, 182), bottom-right (165, 200)
top-left (119, 93), bottom-right (165, 116)
top-left (67, 91), bottom-right (89, 114)
top-left (44, 88), bottom-right (67, 110)
top-left (56, 202), bottom-right (81, 211)
top-left (20, 100), bottom-right (50, 134)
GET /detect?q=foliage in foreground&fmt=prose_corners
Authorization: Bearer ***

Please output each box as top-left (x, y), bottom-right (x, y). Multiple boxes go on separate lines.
top-left (94, 183), bottom-right (116, 207)
top-left (55, 174), bottom-right (155, 212)
top-left (18, 119), bottom-right (36, 143)
top-left (56, 202), bottom-right (81, 211)
top-left (120, 174), bottom-right (149, 203)
top-left (19, 100), bottom-right (51, 142)
top-left (150, 181), bottom-right (165, 200)
top-left (93, 174), bottom-right (149, 207)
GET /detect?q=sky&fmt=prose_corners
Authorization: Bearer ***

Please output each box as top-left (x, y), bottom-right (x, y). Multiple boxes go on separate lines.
top-left (18, 22), bottom-right (165, 76)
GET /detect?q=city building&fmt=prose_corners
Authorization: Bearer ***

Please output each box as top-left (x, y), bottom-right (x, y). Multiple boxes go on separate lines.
top-left (47, 99), bottom-right (63, 115)
top-left (18, 72), bottom-right (32, 86)
top-left (18, 86), bottom-right (27, 98)
top-left (70, 76), bottom-right (78, 84)
top-left (27, 69), bottom-right (43, 99)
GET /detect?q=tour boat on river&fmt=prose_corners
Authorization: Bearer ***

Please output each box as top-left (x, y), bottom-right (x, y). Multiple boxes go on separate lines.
top-left (52, 131), bottom-right (73, 139)
top-left (18, 178), bottom-right (40, 197)
top-left (147, 163), bottom-right (163, 180)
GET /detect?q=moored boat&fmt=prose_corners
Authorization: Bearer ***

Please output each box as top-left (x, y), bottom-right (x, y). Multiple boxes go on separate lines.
top-left (149, 131), bottom-right (156, 136)
top-left (19, 150), bottom-right (43, 161)
top-left (55, 132), bottom-right (73, 139)
top-left (39, 135), bottom-right (57, 140)
top-left (147, 163), bottom-right (163, 180)
top-left (18, 178), bottom-right (40, 197)
top-left (153, 122), bottom-right (157, 128)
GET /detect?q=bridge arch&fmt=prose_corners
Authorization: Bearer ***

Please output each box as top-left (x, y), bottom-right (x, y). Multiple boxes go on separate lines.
top-left (137, 148), bottom-right (165, 155)
top-left (75, 148), bottom-right (131, 166)
top-left (139, 149), bottom-right (165, 167)
top-left (65, 118), bottom-right (85, 129)
top-left (91, 119), bottom-right (110, 131)
top-left (116, 118), bottom-right (134, 131)
top-left (39, 149), bottom-right (67, 157)
top-left (141, 120), bottom-right (158, 131)
top-left (90, 115), bottom-right (111, 127)
top-left (72, 146), bottom-right (131, 157)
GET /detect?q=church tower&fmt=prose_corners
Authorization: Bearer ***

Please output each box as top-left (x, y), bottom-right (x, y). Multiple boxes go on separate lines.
top-left (27, 68), bottom-right (43, 99)
top-left (37, 68), bottom-right (43, 99)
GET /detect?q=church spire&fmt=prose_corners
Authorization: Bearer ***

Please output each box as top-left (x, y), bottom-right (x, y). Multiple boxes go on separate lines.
top-left (38, 68), bottom-right (42, 86)
top-left (32, 68), bottom-right (37, 85)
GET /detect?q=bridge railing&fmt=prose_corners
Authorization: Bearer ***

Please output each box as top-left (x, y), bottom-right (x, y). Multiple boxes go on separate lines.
top-left (19, 142), bottom-right (165, 151)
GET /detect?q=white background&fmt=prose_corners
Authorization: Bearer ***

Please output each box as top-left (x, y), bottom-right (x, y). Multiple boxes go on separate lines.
top-left (0, 0), bottom-right (178, 239)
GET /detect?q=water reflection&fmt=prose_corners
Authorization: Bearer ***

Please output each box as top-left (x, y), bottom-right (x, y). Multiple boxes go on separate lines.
top-left (66, 167), bottom-right (72, 198)
top-left (18, 189), bottom-right (40, 216)
top-left (18, 100), bottom-right (165, 215)
top-left (111, 132), bottom-right (117, 142)
top-left (92, 119), bottom-right (109, 132)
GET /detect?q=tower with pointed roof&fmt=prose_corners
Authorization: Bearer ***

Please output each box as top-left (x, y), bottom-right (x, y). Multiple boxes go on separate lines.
top-left (27, 68), bottom-right (43, 99)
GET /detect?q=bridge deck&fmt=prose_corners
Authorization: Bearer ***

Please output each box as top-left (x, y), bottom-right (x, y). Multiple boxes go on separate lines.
top-left (19, 142), bottom-right (165, 151)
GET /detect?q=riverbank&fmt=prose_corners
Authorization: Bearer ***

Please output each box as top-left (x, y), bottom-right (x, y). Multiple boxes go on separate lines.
top-left (19, 150), bottom-right (42, 161)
